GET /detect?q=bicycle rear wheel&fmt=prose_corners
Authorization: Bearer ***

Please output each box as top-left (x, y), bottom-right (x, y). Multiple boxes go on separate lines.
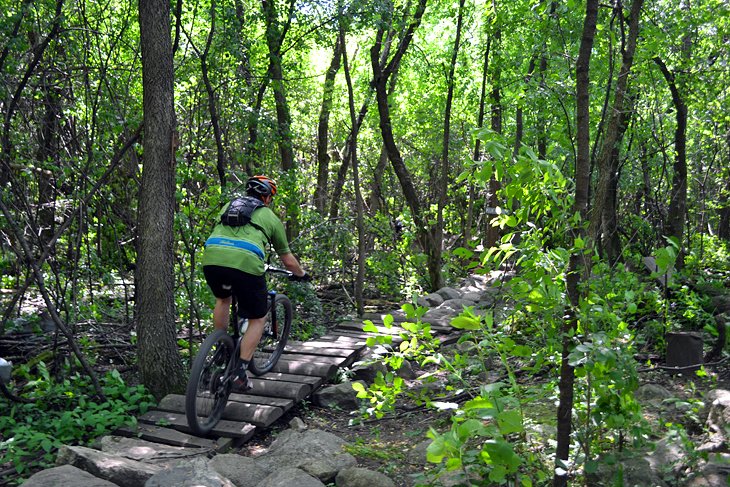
top-left (249, 294), bottom-right (292, 375)
top-left (185, 329), bottom-right (234, 436)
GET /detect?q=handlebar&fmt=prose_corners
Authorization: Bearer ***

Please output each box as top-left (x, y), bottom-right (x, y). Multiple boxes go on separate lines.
top-left (265, 264), bottom-right (312, 282)
top-left (265, 264), bottom-right (293, 277)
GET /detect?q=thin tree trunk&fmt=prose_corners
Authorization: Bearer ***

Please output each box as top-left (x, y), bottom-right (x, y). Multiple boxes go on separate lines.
top-left (190, 0), bottom-right (227, 187)
top-left (654, 56), bottom-right (688, 267)
top-left (262, 0), bottom-right (296, 172)
top-left (554, 0), bottom-right (599, 484)
top-left (719, 131), bottom-right (730, 240)
top-left (371, 0), bottom-right (431, 287)
top-left (484, 3), bottom-right (502, 249)
top-left (340, 27), bottom-right (366, 316)
top-left (137, 0), bottom-right (186, 399)
top-left (431, 0), bottom-right (465, 291)
top-left (589, 0), bottom-right (644, 264)
top-left (314, 35), bottom-right (344, 215)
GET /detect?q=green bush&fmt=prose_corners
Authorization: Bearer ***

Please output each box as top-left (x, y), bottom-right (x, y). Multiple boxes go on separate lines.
top-left (0, 364), bottom-right (155, 481)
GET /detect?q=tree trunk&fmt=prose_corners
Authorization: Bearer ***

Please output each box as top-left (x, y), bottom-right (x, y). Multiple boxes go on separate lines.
top-left (431, 0), bottom-right (465, 291)
top-left (554, 0), bottom-right (598, 484)
top-left (719, 132), bottom-right (730, 240)
top-left (654, 56), bottom-right (688, 268)
top-left (590, 0), bottom-right (644, 264)
top-left (262, 0), bottom-right (295, 172)
top-left (340, 27), bottom-right (366, 316)
top-left (371, 0), bottom-right (432, 287)
top-left (484, 6), bottom-right (502, 249)
top-left (137, 0), bottom-right (186, 399)
top-left (314, 35), bottom-right (344, 215)
top-left (195, 0), bottom-right (227, 187)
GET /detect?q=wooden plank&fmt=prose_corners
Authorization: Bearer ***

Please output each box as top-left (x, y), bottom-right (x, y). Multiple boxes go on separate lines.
top-left (276, 352), bottom-right (350, 367)
top-left (258, 372), bottom-right (323, 389)
top-left (115, 423), bottom-right (231, 451)
top-left (156, 394), bottom-right (284, 428)
top-left (334, 322), bottom-right (408, 336)
top-left (138, 410), bottom-right (255, 440)
top-left (247, 377), bottom-right (311, 401)
top-left (283, 342), bottom-right (359, 358)
top-left (315, 335), bottom-right (368, 346)
top-left (228, 393), bottom-right (294, 410)
top-left (269, 358), bottom-right (337, 378)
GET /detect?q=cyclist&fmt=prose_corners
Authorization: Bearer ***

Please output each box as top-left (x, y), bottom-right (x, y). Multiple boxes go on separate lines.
top-left (202, 175), bottom-right (309, 392)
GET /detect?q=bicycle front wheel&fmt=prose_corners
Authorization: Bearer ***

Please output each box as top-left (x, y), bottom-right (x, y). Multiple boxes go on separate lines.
top-left (249, 294), bottom-right (292, 375)
top-left (185, 329), bottom-right (234, 436)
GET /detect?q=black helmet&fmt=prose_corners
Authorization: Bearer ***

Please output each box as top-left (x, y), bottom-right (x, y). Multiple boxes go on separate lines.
top-left (246, 175), bottom-right (277, 197)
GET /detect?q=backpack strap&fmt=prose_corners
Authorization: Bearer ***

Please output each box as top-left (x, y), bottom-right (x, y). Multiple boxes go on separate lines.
top-left (221, 196), bottom-right (263, 227)
top-left (220, 196), bottom-right (272, 248)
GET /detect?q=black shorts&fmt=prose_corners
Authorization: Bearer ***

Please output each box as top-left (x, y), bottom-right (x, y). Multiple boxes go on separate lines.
top-left (203, 265), bottom-right (268, 319)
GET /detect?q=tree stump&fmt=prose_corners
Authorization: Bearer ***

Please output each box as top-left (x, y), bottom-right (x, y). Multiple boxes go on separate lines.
top-left (665, 332), bottom-right (703, 372)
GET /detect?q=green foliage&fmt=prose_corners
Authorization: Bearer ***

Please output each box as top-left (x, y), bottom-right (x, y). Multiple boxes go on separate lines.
top-left (426, 383), bottom-right (549, 485)
top-left (353, 304), bottom-right (441, 420)
top-left (0, 366), bottom-right (154, 480)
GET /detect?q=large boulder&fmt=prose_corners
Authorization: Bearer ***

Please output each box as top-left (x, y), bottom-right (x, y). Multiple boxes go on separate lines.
top-left (23, 465), bottom-right (117, 487)
top-left (335, 466), bottom-right (396, 487)
top-left (56, 445), bottom-right (162, 487)
top-left (254, 429), bottom-right (356, 483)
top-left (145, 456), bottom-right (234, 487)
top-left (312, 381), bottom-right (364, 410)
top-left (209, 454), bottom-right (269, 486)
top-left (257, 467), bottom-right (326, 487)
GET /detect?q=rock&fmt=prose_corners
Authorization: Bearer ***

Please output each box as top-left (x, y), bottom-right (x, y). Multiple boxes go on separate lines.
top-left (99, 436), bottom-right (204, 465)
top-left (289, 416), bottom-right (308, 431)
top-left (395, 359), bottom-right (417, 380)
top-left (23, 464), bottom-right (118, 487)
top-left (421, 308), bottom-right (454, 328)
top-left (254, 428), bottom-right (355, 482)
top-left (350, 361), bottom-right (387, 383)
top-left (56, 445), bottom-right (162, 487)
top-left (647, 434), bottom-right (688, 476)
top-left (685, 453), bottom-right (730, 487)
top-left (461, 292), bottom-right (481, 303)
top-left (209, 454), bottom-right (270, 486)
top-left (405, 439), bottom-right (431, 465)
top-left (257, 467), bottom-right (326, 487)
top-left (706, 389), bottom-right (730, 431)
top-left (335, 466), bottom-right (396, 487)
top-left (437, 299), bottom-right (477, 313)
top-left (436, 288), bottom-right (462, 301)
top-left (703, 389), bottom-right (730, 451)
top-left (312, 381), bottom-right (364, 410)
top-left (590, 454), bottom-right (668, 487)
top-left (145, 456), bottom-right (234, 487)
top-left (301, 453), bottom-right (357, 483)
top-left (635, 383), bottom-right (674, 407)
top-left (418, 293), bottom-right (444, 308)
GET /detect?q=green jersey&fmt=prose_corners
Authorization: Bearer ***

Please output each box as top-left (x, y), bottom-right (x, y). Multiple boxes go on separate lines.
top-left (202, 202), bottom-right (290, 275)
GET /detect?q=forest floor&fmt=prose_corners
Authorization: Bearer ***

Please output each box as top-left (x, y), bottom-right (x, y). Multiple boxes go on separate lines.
top-left (237, 338), bottom-right (730, 487)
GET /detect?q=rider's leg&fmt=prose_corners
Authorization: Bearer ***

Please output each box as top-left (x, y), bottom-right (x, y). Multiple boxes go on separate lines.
top-left (213, 296), bottom-right (232, 331)
top-left (239, 317), bottom-right (266, 361)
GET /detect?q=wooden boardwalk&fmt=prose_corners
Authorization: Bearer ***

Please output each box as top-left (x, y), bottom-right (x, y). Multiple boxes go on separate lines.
top-left (115, 316), bottom-right (459, 453)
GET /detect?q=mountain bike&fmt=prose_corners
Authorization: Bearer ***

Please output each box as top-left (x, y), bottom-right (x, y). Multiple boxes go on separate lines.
top-left (185, 265), bottom-right (295, 436)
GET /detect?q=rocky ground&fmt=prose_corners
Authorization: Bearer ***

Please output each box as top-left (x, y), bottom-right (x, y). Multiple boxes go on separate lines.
top-left (9, 271), bottom-right (730, 486)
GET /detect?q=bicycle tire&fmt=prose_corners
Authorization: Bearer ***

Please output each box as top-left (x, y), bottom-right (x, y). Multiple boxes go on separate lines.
top-left (185, 329), bottom-right (235, 436)
top-left (249, 294), bottom-right (292, 375)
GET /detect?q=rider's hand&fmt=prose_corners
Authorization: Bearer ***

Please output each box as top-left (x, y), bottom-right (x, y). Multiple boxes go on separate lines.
top-left (289, 272), bottom-right (312, 282)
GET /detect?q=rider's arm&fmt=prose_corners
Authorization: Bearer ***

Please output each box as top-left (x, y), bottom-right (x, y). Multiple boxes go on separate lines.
top-left (280, 252), bottom-right (306, 277)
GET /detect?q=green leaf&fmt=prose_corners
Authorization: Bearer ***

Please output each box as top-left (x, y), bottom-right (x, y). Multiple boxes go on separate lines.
top-left (383, 314), bottom-right (394, 328)
top-left (496, 410), bottom-right (524, 435)
top-left (450, 315), bottom-right (481, 330)
top-left (362, 321), bottom-right (378, 332)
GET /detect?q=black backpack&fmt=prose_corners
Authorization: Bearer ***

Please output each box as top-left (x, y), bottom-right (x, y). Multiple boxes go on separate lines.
top-left (220, 196), bottom-right (264, 227)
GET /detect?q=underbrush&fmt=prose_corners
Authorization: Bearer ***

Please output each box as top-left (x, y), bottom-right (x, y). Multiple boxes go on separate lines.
top-left (0, 364), bottom-right (154, 483)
